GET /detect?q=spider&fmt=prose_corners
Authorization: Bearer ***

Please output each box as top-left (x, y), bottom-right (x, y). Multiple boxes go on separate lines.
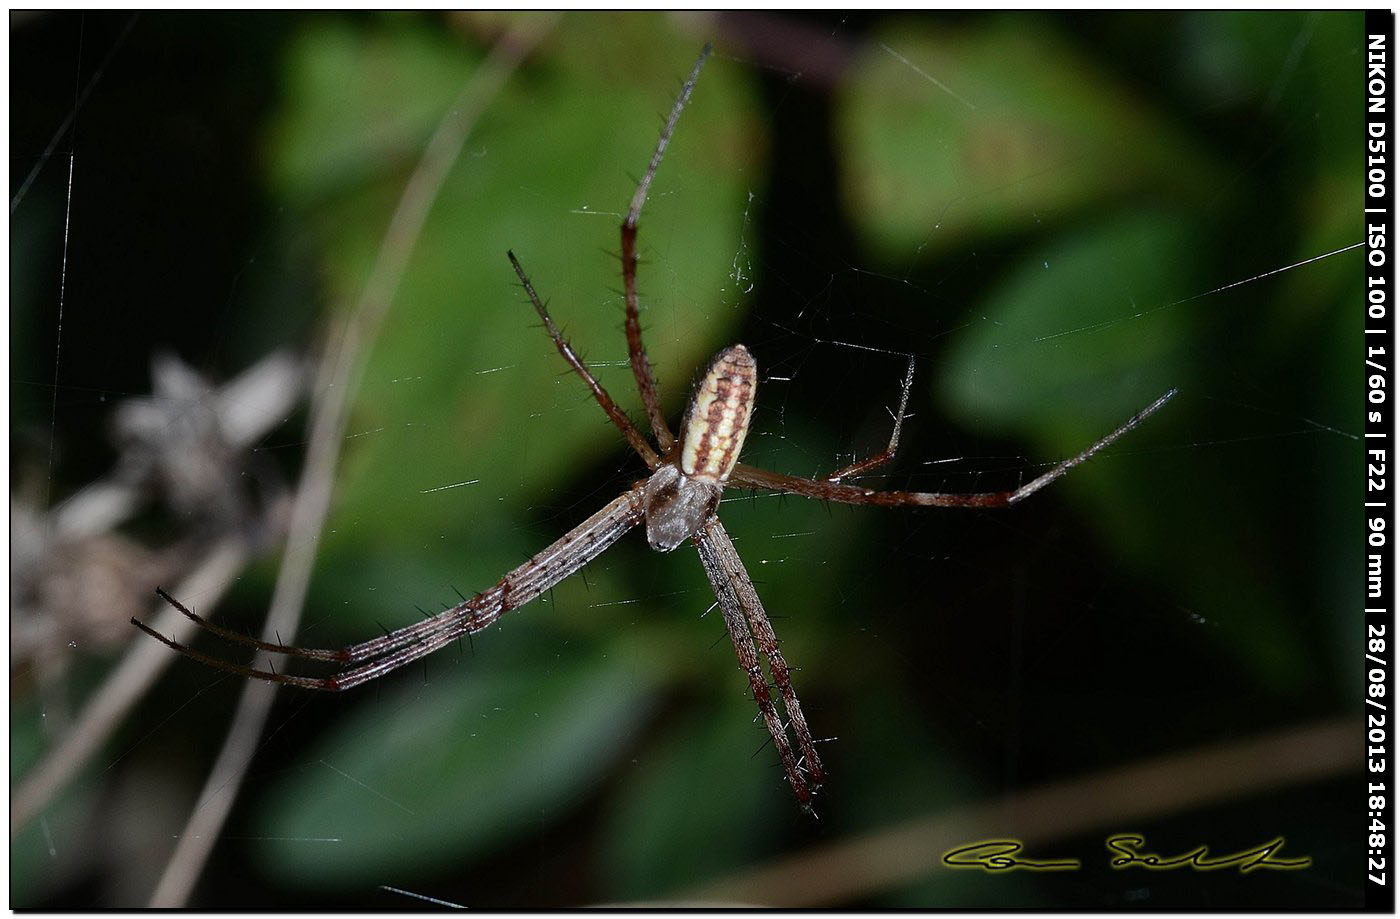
top-left (134, 45), bottom-right (1176, 815)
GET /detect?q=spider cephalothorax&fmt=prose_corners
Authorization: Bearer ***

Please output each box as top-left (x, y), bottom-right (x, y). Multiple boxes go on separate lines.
top-left (135, 45), bottom-right (1173, 815)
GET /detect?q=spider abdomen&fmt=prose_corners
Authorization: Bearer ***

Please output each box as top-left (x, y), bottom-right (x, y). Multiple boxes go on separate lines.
top-left (680, 344), bottom-right (756, 482)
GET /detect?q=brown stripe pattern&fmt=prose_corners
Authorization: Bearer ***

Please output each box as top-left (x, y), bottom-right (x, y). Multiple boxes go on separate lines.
top-left (680, 345), bottom-right (757, 482)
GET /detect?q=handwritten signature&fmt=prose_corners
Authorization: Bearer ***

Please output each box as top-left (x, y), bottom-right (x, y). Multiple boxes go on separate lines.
top-left (1106, 834), bottom-right (1311, 873)
top-left (943, 840), bottom-right (1080, 872)
top-left (943, 835), bottom-right (1311, 874)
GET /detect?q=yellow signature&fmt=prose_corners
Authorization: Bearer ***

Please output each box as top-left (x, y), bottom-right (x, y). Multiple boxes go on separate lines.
top-left (943, 835), bottom-right (1311, 874)
top-left (943, 840), bottom-right (1080, 871)
top-left (1106, 833), bottom-right (1311, 873)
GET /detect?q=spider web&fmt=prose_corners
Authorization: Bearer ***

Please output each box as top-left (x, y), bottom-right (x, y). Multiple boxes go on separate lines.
top-left (10, 11), bottom-right (1365, 909)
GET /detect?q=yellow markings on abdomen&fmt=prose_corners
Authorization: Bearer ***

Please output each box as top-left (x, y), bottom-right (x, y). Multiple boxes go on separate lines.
top-left (680, 344), bottom-right (756, 482)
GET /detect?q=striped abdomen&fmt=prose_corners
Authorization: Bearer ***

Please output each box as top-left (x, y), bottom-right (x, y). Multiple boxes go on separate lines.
top-left (680, 345), bottom-right (756, 483)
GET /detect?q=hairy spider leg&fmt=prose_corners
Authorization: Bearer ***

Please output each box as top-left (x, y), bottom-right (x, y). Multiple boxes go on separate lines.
top-left (695, 518), bottom-right (818, 811)
top-left (134, 487), bottom-right (647, 689)
top-left (728, 388), bottom-right (1177, 507)
top-left (133, 612), bottom-right (471, 692)
top-left (620, 43), bottom-right (713, 455)
top-left (508, 250), bottom-right (659, 468)
top-left (696, 517), bottom-right (824, 800)
top-left (823, 354), bottom-right (917, 483)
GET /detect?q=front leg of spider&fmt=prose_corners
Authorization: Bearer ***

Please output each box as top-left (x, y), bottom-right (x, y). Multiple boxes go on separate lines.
top-left (638, 345), bottom-right (824, 812)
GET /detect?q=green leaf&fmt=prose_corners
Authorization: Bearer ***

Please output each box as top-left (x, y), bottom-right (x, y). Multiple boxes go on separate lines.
top-left (936, 208), bottom-right (1189, 438)
top-left (266, 16), bottom-right (478, 205)
top-left (254, 643), bottom-right (662, 886)
top-left (837, 18), bottom-right (1220, 258)
top-left (600, 702), bottom-right (783, 901)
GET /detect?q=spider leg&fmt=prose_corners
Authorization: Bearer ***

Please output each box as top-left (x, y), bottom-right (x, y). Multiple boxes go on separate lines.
top-left (698, 518), bottom-right (824, 789)
top-left (152, 582), bottom-right (483, 666)
top-left (132, 616), bottom-right (329, 689)
top-left (151, 587), bottom-right (351, 663)
top-left (507, 251), bottom-right (660, 468)
top-left (135, 602), bottom-right (492, 691)
top-left (135, 486), bottom-right (647, 688)
top-left (824, 354), bottom-right (916, 483)
top-left (727, 388), bottom-right (1177, 508)
top-left (694, 516), bottom-right (819, 812)
top-left (620, 44), bottom-right (712, 455)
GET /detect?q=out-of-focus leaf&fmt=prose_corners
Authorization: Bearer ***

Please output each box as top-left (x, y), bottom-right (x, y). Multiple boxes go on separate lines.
top-left (600, 701), bottom-right (784, 901)
top-left (826, 684), bottom-right (983, 830)
top-left (253, 641), bottom-right (663, 886)
top-left (936, 207), bottom-right (1327, 689)
top-left (837, 19), bottom-right (1220, 258)
top-left (266, 16), bottom-right (477, 204)
top-left (1176, 11), bottom-right (1362, 175)
top-left (936, 209), bottom-right (1189, 436)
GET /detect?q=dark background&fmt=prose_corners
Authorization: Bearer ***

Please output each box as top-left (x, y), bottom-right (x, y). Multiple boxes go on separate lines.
top-left (11, 11), bottom-right (1364, 907)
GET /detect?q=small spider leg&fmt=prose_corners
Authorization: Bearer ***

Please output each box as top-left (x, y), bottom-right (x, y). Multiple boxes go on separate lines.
top-left (824, 353), bottom-right (917, 483)
top-left (149, 584), bottom-right (479, 667)
top-left (149, 587), bottom-right (350, 663)
top-left (1005, 387), bottom-right (1177, 504)
top-left (620, 43), bottom-right (712, 455)
top-left (507, 250), bottom-right (659, 468)
top-left (133, 612), bottom-right (475, 691)
top-left (137, 609), bottom-right (497, 692)
top-left (727, 389), bottom-right (1177, 508)
top-left (694, 517), bottom-right (818, 812)
top-left (135, 487), bottom-right (648, 689)
top-left (131, 618), bottom-right (345, 690)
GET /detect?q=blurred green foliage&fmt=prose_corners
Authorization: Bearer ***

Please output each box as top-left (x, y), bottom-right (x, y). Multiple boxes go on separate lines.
top-left (11, 10), bottom-right (1363, 908)
top-left (838, 18), bottom-right (1223, 254)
